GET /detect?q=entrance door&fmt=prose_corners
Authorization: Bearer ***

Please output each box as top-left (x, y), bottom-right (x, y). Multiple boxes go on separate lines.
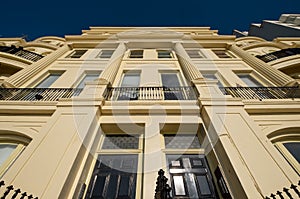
top-left (167, 154), bottom-right (217, 199)
top-left (85, 154), bottom-right (138, 199)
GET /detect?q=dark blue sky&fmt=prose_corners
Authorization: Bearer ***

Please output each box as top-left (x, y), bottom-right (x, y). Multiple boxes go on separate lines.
top-left (1, 0), bottom-right (300, 41)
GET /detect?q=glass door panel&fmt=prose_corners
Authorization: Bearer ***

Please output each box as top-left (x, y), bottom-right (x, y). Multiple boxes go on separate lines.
top-left (86, 154), bottom-right (138, 199)
top-left (118, 73), bottom-right (140, 100)
top-left (161, 73), bottom-right (183, 100)
top-left (167, 154), bottom-right (217, 199)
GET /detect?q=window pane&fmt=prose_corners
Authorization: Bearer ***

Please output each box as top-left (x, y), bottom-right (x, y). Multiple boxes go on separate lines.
top-left (237, 74), bottom-right (262, 87)
top-left (186, 50), bottom-right (204, 58)
top-left (102, 135), bottom-right (139, 149)
top-left (121, 73), bottom-right (140, 87)
top-left (129, 50), bottom-right (143, 58)
top-left (283, 142), bottom-right (300, 163)
top-left (213, 50), bottom-right (232, 58)
top-left (196, 175), bottom-right (212, 195)
top-left (98, 50), bottom-right (114, 58)
top-left (164, 135), bottom-right (201, 149)
top-left (157, 50), bottom-right (172, 58)
top-left (67, 50), bottom-right (87, 58)
top-left (77, 73), bottom-right (101, 89)
top-left (87, 155), bottom-right (138, 199)
top-left (173, 175), bottom-right (186, 195)
top-left (202, 73), bottom-right (223, 87)
top-left (0, 144), bottom-right (17, 167)
top-left (36, 73), bottom-right (62, 88)
top-left (161, 73), bottom-right (180, 87)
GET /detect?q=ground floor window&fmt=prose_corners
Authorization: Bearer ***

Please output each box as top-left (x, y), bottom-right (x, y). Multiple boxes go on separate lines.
top-left (85, 154), bottom-right (138, 199)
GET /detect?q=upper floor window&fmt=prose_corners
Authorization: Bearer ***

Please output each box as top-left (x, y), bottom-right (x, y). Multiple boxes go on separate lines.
top-left (186, 50), bottom-right (205, 58)
top-left (66, 50), bottom-right (87, 58)
top-left (237, 74), bottom-right (262, 87)
top-left (202, 72), bottom-right (223, 87)
top-left (212, 50), bottom-right (233, 58)
top-left (97, 50), bottom-right (114, 59)
top-left (76, 72), bottom-right (101, 89)
top-left (36, 72), bottom-right (64, 88)
top-left (129, 50), bottom-right (143, 58)
top-left (120, 72), bottom-right (141, 87)
top-left (157, 50), bottom-right (172, 58)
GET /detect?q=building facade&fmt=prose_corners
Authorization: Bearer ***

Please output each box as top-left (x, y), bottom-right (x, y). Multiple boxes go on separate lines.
top-left (0, 27), bottom-right (299, 199)
top-left (233, 14), bottom-right (300, 40)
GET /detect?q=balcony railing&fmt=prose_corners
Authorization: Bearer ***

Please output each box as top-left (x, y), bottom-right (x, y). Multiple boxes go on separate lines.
top-left (220, 87), bottom-right (300, 100)
top-left (256, 48), bottom-right (300, 63)
top-left (0, 45), bottom-right (44, 62)
top-left (104, 86), bottom-right (197, 101)
top-left (0, 88), bottom-right (83, 101)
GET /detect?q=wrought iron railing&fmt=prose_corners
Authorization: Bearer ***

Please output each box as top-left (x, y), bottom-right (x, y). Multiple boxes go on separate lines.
top-left (0, 88), bottom-right (83, 101)
top-left (265, 180), bottom-right (300, 199)
top-left (0, 180), bottom-right (38, 199)
top-left (104, 86), bottom-right (197, 101)
top-left (220, 87), bottom-right (300, 100)
top-left (0, 45), bottom-right (44, 62)
top-left (154, 169), bottom-right (172, 199)
top-left (256, 48), bottom-right (300, 63)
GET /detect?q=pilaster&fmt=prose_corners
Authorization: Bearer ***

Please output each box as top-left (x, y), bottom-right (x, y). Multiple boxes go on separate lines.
top-left (174, 42), bottom-right (204, 81)
top-left (229, 44), bottom-right (297, 86)
top-left (4, 45), bottom-right (70, 87)
top-left (99, 42), bottom-right (126, 84)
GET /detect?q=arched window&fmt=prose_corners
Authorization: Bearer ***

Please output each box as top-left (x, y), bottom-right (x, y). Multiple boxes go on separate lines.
top-left (268, 129), bottom-right (300, 174)
top-left (275, 140), bottom-right (300, 174)
top-left (0, 132), bottom-right (31, 176)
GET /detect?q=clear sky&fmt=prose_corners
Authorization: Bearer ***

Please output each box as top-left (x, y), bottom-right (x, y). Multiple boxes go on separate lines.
top-left (1, 0), bottom-right (300, 40)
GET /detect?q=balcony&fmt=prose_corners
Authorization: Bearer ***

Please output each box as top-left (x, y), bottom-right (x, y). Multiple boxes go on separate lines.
top-left (256, 48), bottom-right (300, 63)
top-left (104, 86), bottom-right (197, 101)
top-left (220, 87), bottom-right (300, 100)
top-left (0, 45), bottom-right (44, 62)
top-left (0, 88), bottom-right (82, 101)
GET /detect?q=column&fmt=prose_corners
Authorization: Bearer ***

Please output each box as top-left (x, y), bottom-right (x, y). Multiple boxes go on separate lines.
top-left (174, 42), bottom-right (204, 81)
top-left (99, 42), bottom-right (126, 84)
top-left (4, 45), bottom-right (70, 87)
top-left (229, 44), bottom-right (297, 86)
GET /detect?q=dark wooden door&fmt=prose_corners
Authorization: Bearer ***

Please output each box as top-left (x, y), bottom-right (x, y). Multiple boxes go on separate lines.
top-left (85, 154), bottom-right (138, 199)
top-left (167, 154), bottom-right (218, 199)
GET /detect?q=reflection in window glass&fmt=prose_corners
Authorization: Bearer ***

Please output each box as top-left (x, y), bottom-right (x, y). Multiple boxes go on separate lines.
top-left (157, 50), bottom-right (172, 58)
top-left (161, 73), bottom-right (180, 87)
top-left (77, 73), bottom-right (101, 89)
top-left (283, 142), bottom-right (300, 163)
top-left (173, 176), bottom-right (186, 195)
top-left (164, 134), bottom-right (201, 149)
top-left (121, 73), bottom-right (140, 87)
top-left (197, 175), bottom-right (212, 195)
top-left (0, 144), bottom-right (17, 167)
top-left (202, 73), bottom-right (223, 87)
top-left (67, 50), bottom-right (87, 58)
top-left (102, 135), bottom-right (139, 149)
top-left (237, 74), bottom-right (262, 87)
top-left (186, 50), bottom-right (205, 58)
top-left (129, 50), bottom-right (143, 58)
top-left (98, 50), bottom-right (114, 58)
top-left (36, 73), bottom-right (62, 88)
